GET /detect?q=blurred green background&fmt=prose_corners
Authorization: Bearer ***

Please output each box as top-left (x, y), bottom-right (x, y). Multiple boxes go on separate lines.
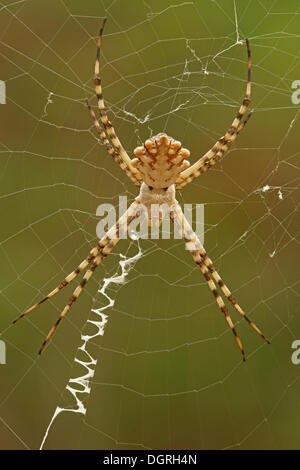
top-left (0, 0), bottom-right (300, 450)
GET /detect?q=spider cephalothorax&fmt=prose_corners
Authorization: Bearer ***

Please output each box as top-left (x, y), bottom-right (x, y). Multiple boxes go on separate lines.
top-left (14, 18), bottom-right (270, 360)
top-left (132, 133), bottom-right (190, 189)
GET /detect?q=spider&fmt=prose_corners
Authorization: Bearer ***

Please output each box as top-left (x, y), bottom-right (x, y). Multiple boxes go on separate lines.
top-left (14, 18), bottom-right (270, 360)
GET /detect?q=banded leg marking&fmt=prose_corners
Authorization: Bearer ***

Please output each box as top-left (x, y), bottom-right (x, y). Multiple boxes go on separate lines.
top-left (171, 201), bottom-right (269, 359)
top-left (38, 200), bottom-right (141, 354)
top-left (193, 250), bottom-right (245, 360)
top-left (14, 201), bottom-right (141, 354)
top-left (176, 38), bottom-right (252, 189)
top-left (170, 206), bottom-right (245, 360)
top-left (93, 18), bottom-right (141, 184)
top-left (86, 98), bottom-right (141, 186)
top-left (176, 112), bottom-right (252, 189)
top-left (12, 242), bottom-right (107, 324)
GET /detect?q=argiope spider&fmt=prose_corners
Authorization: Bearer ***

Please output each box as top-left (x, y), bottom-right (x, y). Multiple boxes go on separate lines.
top-left (14, 18), bottom-right (270, 360)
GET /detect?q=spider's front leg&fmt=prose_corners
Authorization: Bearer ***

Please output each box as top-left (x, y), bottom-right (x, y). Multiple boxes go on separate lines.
top-left (170, 201), bottom-right (269, 361)
top-left (86, 18), bottom-right (142, 187)
top-left (175, 38), bottom-right (252, 190)
top-left (14, 200), bottom-right (142, 354)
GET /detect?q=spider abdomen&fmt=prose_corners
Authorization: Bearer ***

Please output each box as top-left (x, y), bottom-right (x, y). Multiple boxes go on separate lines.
top-left (132, 133), bottom-right (190, 189)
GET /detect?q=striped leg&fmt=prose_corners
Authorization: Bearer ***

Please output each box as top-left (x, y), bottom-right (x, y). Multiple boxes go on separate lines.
top-left (93, 18), bottom-right (141, 184)
top-left (170, 206), bottom-right (245, 360)
top-left (86, 99), bottom-right (141, 187)
top-left (14, 200), bottom-right (141, 353)
top-left (176, 38), bottom-right (251, 190)
top-left (193, 252), bottom-right (245, 360)
top-left (176, 112), bottom-right (252, 189)
top-left (38, 200), bottom-right (141, 354)
top-left (13, 242), bottom-right (108, 324)
top-left (171, 201), bottom-right (269, 360)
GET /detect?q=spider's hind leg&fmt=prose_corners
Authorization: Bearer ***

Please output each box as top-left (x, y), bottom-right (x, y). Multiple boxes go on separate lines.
top-left (37, 200), bottom-right (141, 354)
top-left (170, 201), bottom-right (270, 360)
top-left (14, 200), bottom-right (142, 355)
top-left (13, 242), bottom-right (106, 324)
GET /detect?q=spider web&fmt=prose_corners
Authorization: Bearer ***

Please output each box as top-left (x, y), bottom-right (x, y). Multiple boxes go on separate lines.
top-left (0, 0), bottom-right (300, 450)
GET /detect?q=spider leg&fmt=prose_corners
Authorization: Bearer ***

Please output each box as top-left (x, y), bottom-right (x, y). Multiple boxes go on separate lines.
top-left (194, 254), bottom-right (246, 360)
top-left (86, 99), bottom-right (141, 187)
top-left (38, 251), bottom-right (105, 354)
top-left (14, 200), bottom-right (141, 352)
top-left (184, 209), bottom-right (269, 342)
top-left (13, 241), bottom-right (108, 324)
top-left (176, 38), bottom-right (251, 189)
top-left (170, 201), bottom-right (269, 360)
top-left (91, 18), bottom-right (141, 185)
top-left (38, 200), bottom-right (141, 354)
top-left (176, 112), bottom-right (252, 189)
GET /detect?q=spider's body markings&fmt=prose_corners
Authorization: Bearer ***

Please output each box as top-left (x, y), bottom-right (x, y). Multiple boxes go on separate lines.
top-left (132, 133), bottom-right (190, 188)
top-left (14, 19), bottom-right (270, 359)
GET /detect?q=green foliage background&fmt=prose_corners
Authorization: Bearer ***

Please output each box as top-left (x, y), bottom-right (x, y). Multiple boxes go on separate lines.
top-left (0, 0), bottom-right (299, 449)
